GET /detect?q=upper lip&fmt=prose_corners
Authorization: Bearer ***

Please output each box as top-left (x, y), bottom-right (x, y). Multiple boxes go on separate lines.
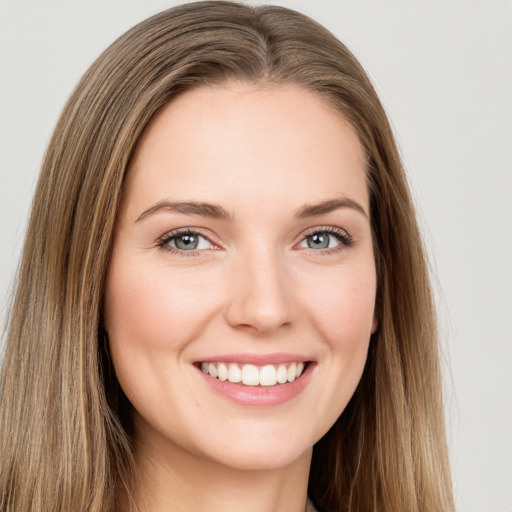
top-left (194, 352), bottom-right (313, 365)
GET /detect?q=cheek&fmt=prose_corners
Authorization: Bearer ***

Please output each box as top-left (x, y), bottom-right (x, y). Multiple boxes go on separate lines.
top-left (303, 264), bottom-right (377, 349)
top-left (102, 258), bottom-right (221, 409)
top-left (298, 263), bottom-right (376, 429)
top-left (104, 260), bottom-right (217, 351)
top-left (103, 257), bottom-right (223, 429)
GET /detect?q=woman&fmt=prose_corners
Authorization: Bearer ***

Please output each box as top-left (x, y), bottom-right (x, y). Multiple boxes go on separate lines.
top-left (0, 2), bottom-right (455, 511)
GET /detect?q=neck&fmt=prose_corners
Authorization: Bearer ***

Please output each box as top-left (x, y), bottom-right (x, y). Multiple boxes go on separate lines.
top-left (121, 428), bottom-right (312, 512)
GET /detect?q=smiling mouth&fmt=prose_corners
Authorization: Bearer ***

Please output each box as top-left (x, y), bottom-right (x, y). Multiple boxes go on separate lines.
top-left (196, 361), bottom-right (309, 387)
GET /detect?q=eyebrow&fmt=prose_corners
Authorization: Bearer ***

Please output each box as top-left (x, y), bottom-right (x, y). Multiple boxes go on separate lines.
top-left (294, 197), bottom-right (368, 219)
top-left (136, 200), bottom-right (233, 222)
top-left (136, 196), bottom-right (368, 223)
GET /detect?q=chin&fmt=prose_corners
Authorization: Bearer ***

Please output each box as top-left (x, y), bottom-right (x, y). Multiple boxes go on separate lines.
top-left (184, 419), bottom-right (318, 472)
top-left (205, 442), bottom-right (312, 472)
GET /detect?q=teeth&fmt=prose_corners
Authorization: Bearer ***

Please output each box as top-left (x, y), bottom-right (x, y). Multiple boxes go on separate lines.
top-left (208, 363), bottom-right (218, 378)
top-left (287, 363), bottom-right (296, 382)
top-left (242, 364), bottom-right (260, 386)
top-left (276, 364), bottom-right (288, 384)
top-left (201, 361), bottom-right (307, 386)
top-left (228, 363), bottom-right (242, 383)
top-left (217, 363), bottom-right (228, 381)
top-left (260, 365), bottom-right (277, 386)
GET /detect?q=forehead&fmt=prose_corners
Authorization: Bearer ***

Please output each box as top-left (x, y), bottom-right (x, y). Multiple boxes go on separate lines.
top-left (123, 82), bottom-right (368, 219)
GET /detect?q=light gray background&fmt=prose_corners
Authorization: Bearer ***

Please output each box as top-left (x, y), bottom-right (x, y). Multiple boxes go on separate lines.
top-left (1, 1), bottom-right (511, 510)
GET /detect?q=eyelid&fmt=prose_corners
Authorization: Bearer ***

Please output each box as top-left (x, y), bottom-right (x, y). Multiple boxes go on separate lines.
top-left (156, 225), bottom-right (353, 256)
top-left (157, 227), bottom-right (221, 254)
top-left (294, 225), bottom-right (354, 252)
top-left (300, 225), bottom-right (350, 238)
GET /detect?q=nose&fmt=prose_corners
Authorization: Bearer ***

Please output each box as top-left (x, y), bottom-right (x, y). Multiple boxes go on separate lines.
top-left (224, 248), bottom-right (293, 335)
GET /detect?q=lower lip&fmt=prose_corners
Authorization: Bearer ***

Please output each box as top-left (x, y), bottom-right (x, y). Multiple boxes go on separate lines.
top-left (195, 363), bottom-right (315, 406)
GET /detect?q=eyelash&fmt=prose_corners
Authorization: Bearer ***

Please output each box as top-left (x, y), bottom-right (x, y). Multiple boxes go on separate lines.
top-left (299, 226), bottom-right (354, 254)
top-left (157, 226), bottom-right (353, 256)
top-left (157, 228), bottom-right (217, 256)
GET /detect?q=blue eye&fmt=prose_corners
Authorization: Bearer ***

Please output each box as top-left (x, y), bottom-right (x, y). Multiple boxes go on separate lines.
top-left (160, 230), bottom-right (213, 252)
top-left (298, 228), bottom-right (352, 251)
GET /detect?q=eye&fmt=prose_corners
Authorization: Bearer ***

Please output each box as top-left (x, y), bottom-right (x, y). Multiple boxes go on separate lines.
top-left (159, 229), bottom-right (216, 253)
top-left (297, 227), bottom-right (352, 251)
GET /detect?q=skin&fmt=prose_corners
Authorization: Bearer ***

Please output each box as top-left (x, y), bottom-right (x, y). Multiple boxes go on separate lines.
top-left (104, 82), bottom-right (377, 512)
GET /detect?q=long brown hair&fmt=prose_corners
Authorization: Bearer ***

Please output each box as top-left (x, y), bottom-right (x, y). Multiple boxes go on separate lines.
top-left (0, 2), bottom-right (454, 510)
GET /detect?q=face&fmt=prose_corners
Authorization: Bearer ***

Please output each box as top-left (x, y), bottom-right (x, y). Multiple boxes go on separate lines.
top-left (104, 82), bottom-right (377, 472)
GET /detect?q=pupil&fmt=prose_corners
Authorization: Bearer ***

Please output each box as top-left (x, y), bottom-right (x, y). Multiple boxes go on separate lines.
top-left (308, 233), bottom-right (329, 249)
top-left (176, 234), bottom-right (198, 250)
